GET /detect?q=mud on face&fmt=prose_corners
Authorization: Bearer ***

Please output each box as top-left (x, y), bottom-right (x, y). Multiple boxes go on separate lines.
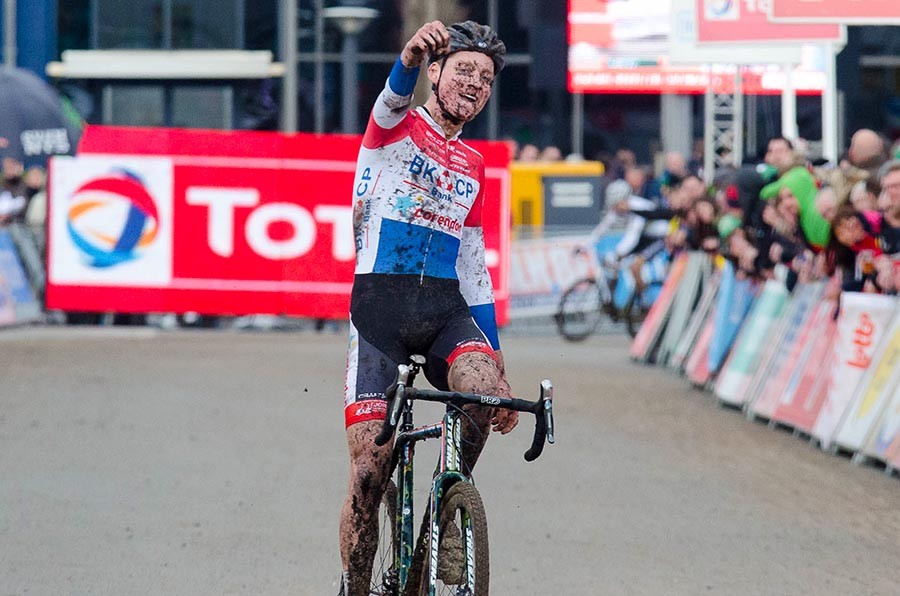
top-left (436, 52), bottom-right (495, 123)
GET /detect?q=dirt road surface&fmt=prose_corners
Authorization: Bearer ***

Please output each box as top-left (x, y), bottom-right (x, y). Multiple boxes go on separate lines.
top-left (2, 327), bottom-right (899, 595)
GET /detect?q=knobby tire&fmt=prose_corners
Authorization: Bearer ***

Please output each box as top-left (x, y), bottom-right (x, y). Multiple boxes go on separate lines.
top-left (417, 482), bottom-right (489, 596)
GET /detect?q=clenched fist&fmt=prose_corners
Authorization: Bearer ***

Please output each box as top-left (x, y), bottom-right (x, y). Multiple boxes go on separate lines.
top-left (401, 21), bottom-right (450, 68)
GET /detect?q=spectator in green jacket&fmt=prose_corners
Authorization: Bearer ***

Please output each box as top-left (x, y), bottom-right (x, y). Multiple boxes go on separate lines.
top-left (760, 166), bottom-right (831, 249)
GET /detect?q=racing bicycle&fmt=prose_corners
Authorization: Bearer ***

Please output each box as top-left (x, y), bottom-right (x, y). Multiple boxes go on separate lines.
top-left (368, 355), bottom-right (555, 595)
top-left (554, 247), bottom-right (660, 341)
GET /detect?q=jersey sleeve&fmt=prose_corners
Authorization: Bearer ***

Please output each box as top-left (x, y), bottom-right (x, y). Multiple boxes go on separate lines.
top-left (457, 175), bottom-right (500, 350)
top-left (362, 58), bottom-right (420, 148)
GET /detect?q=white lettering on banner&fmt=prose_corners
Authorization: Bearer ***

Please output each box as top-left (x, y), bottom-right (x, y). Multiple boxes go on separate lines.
top-left (185, 187), bottom-right (355, 261)
top-left (20, 128), bottom-right (70, 156)
top-left (186, 187), bottom-right (259, 257)
top-left (743, 0), bottom-right (770, 13)
top-left (246, 203), bottom-right (316, 259)
top-left (314, 205), bottom-right (355, 261)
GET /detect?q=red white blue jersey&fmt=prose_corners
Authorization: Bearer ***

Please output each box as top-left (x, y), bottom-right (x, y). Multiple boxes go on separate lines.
top-left (351, 59), bottom-right (498, 348)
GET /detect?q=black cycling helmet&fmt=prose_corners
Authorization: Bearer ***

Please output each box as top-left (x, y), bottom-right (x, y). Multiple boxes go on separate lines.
top-left (429, 21), bottom-right (506, 75)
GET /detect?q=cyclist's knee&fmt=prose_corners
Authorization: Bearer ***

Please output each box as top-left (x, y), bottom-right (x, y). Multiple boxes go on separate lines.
top-left (447, 351), bottom-right (501, 396)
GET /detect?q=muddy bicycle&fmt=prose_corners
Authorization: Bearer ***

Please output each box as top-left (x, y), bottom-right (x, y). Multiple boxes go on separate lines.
top-left (368, 355), bottom-right (555, 595)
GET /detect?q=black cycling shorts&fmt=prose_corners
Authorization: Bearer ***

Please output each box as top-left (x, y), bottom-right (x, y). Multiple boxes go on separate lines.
top-left (343, 273), bottom-right (494, 428)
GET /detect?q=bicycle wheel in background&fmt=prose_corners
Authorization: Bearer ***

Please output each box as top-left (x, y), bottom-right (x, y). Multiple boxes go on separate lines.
top-left (419, 482), bottom-right (489, 596)
top-left (555, 277), bottom-right (604, 342)
top-left (370, 480), bottom-right (400, 595)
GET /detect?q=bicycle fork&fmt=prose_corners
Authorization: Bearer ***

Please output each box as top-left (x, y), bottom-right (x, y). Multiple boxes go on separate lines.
top-left (426, 409), bottom-right (472, 594)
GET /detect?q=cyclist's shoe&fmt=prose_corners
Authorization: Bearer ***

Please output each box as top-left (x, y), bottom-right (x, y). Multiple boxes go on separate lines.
top-left (436, 524), bottom-right (466, 585)
top-left (602, 302), bottom-right (619, 321)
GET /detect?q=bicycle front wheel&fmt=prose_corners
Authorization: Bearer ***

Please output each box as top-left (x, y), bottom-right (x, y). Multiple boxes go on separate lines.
top-left (419, 482), bottom-right (489, 596)
top-left (370, 480), bottom-right (400, 595)
top-left (555, 277), bottom-right (604, 342)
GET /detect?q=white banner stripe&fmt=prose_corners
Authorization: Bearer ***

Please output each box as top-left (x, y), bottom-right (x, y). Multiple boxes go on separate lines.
top-left (167, 278), bottom-right (353, 293)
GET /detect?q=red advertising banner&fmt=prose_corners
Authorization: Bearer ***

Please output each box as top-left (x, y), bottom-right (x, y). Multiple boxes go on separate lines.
top-left (770, 0), bottom-right (900, 24)
top-left (47, 126), bottom-right (511, 322)
top-left (696, 0), bottom-right (842, 43)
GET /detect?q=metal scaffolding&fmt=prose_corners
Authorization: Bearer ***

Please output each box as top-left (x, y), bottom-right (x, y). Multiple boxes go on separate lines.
top-left (703, 70), bottom-right (743, 183)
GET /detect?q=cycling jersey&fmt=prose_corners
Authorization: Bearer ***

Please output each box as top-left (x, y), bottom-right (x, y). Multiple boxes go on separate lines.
top-left (344, 59), bottom-right (499, 428)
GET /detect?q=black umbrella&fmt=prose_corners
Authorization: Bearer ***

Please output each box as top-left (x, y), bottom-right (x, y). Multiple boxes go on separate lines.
top-left (0, 67), bottom-right (82, 168)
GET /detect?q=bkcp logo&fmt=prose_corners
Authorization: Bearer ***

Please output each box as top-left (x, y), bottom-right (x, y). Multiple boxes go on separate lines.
top-left (49, 155), bottom-right (173, 286)
top-left (67, 169), bottom-right (160, 267)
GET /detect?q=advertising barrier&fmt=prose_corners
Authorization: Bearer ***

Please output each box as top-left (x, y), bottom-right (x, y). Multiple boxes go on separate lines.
top-left (508, 235), bottom-right (594, 318)
top-left (832, 306), bottom-right (900, 453)
top-left (669, 269), bottom-right (720, 372)
top-left (707, 262), bottom-right (757, 375)
top-left (657, 252), bottom-right (708, 365)
top-left (862, 376), bottom-right (900, 468)
top-left (47, 126), bottom-right (511, 321)
top-left (714, 280), bottom-right (787, 406)
top-left (630, 252), bottom-right (689, 362)
top-left (684, 316), bottom-right (715, 387)
top-left (811, 293), bottom-right (897, 450)
top-left (630, 255), bottom-right (900, 480)
top-left (749, 289), bottom-right (831, 421)
top-left (768, 301), bottom-right (838, 433)
top-left (0, 229), bottom-right (41, 326)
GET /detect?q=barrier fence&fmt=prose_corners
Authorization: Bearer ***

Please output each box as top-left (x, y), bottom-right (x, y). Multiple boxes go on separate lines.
top-left (632, 251), bottom-right (900, 476)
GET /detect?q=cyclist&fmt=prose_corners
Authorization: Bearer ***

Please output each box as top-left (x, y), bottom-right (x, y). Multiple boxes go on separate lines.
top-left (339, 20), bottom-right (515, 596)
top-left (589, 179), bottom-right (669, 270)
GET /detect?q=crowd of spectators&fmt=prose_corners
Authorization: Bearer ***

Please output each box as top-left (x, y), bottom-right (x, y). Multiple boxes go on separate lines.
top-left (599, 130), bottom-right (900, 300)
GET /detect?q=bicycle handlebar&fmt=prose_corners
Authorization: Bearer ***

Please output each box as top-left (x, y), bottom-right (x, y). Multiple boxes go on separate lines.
top-left (373, 360), bottom-right (555, 462)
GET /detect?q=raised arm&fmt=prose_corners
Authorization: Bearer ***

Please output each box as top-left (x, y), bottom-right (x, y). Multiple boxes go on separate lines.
top-left (368, 22), bottom-right (450, 133)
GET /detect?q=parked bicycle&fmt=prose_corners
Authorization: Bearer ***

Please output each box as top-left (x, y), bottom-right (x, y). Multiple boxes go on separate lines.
top-left (368, 354), bottom-right (555, 595)
top-left (554, 246), bottom-right (664, 341)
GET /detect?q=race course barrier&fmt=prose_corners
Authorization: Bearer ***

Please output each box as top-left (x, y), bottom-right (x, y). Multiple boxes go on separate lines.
top-left (0, 228), bottom-right (41, 326)
top-left (631, 251), bottom-right (900, 481)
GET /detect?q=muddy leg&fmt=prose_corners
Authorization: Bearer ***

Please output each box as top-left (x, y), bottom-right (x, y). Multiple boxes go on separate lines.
top-left (339, 420), bottom-right (394, 596)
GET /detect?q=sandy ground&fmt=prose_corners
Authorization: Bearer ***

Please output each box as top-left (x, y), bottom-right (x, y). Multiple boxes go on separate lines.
top-left (2, 326), bottom-right (899, 596)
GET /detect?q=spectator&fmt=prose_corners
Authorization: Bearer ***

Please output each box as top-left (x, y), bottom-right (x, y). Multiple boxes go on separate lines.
top-left (539, 145), bottom-right (563, 162)
top-left (517, 143), bottom-right (539, 162)
top-left (828, 203), bottom-right (883, 292)
top-left (0, 157), bottom-right (27, 224)
top-left (849, 178), bottom-right (880, 212)
top-left (659, 150), bottom-right (688, 192)
top-left (764, 136), bottom-right (799, 178)
top-left (760, 163), bottom-right (831, 250)
top-left (819, 128), bottom-right (889, 204)
top-left (625, 165), bottom-right (662, 204)
top-left (877, 160), bottom-right (900, 255)
top-left (815, 186), bottom-right (838, 222)
top-left (615, 148), bottom-right (637, 172)
top-left (847, 128), bottom-right (888, 173)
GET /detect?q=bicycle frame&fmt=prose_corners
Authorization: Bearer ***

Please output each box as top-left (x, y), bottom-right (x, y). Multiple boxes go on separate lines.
top-left (375, 356), bottom-right (554, 595)
top-left (391, 403), bottom-right (471, 593)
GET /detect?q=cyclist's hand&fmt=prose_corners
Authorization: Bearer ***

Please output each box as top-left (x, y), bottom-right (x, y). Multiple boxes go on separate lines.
top-left (401, 21), bottom-right (450, 68)
top-left (490, 351), bottom-right (517, 434)
top-left (491, 408), bottom-right (518, 434)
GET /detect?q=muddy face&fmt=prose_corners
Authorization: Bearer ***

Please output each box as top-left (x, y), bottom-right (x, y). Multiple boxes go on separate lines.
top-left (430, 52), bottom-right (494, 123)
